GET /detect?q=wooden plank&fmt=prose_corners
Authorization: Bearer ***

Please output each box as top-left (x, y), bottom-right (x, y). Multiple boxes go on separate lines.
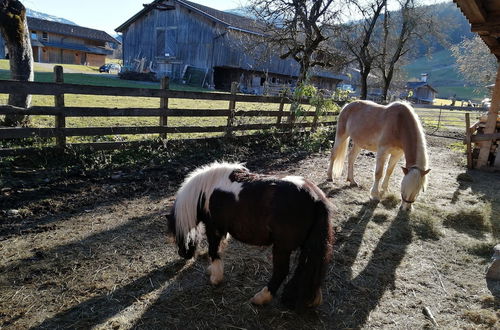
top-left (0, 80), bottom-right (314, 104)
top-left (414, 104), bottom-right (487, 111)
top-left (471, 132), bottom-right (500, 142)
top-left (0, 126), bottom-right (170, 139)
top-left (465, 113), bottom-right (473, 169)
top-left (276, 97), bottom-right (285, 124)
top-left (54, 66), bottom-right (66, 148)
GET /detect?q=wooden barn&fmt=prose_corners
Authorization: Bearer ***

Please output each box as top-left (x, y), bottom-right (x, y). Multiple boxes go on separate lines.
top-left (0, 17), bottom-right (119, 67)
top-left (115, 0), bottom-right (346, 93)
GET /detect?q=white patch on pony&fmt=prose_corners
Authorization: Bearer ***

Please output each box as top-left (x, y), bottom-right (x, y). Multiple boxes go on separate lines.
top-left (282, 175), bottom-right (305, 188)
top-left (174, 162), bottom-right (247, 246)
top-left (250, 286), bottom-right (273, 305)
top-left (208, 259), bottom-right (224, 285)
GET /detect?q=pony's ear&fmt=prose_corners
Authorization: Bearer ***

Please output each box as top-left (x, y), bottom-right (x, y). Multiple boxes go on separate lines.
top-left (421, 169), bottom-right (431, 176)
top-left (401, 167), bottom-right (409, 175)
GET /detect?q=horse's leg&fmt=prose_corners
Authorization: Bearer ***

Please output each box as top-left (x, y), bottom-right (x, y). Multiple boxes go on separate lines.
top-left (251, 246), bottom-right (291, 305)
top-left (206, 227), bottom-right (225, 285)
top-left (381, 151), bottom-right (403, 196)
top-left (347, 143), bottom-right (361, 186)
top-left (370, 149), bottom-right (388, 200)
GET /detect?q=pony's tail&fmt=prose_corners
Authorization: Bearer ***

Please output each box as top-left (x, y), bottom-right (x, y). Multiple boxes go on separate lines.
top-left (329, 127), bottom-right (349, 179)
top-left (282, 200), bottom-right (333, 310)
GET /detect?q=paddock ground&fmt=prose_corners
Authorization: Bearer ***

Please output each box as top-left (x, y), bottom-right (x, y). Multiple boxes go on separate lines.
top-left (1, 133), bottom-right (499, 329)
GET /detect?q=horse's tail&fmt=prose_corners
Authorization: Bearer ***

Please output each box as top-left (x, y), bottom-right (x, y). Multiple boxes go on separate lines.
top-left (282, 199), bottom-right (333, 310)
top-left (329, 114), bottom-right (349, 179)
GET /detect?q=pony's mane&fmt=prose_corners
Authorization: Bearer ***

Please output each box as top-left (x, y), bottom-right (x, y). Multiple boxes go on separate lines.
top-left (390, 101), bottom-right (429, 190)
top-left (174, 161), bottom-right (247, 243)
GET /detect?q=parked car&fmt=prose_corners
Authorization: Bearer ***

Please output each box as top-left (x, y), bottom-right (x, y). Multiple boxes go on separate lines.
top-left (99, 63), bottom-right (121, 73)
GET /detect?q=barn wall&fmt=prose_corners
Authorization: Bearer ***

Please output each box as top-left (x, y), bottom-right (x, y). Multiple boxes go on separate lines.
top-left (0, 35), bottom-right (5, 58)
top-left (121, 0), bottom-right (339, 90)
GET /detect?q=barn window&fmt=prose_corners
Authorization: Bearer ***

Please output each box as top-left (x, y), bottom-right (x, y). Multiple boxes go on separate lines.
top-left (42, 32), bottom-right (48, 42)
top-left (156, 29), bottom-right (166, 57)
top-left (31, 31), bottom-right (37, 40)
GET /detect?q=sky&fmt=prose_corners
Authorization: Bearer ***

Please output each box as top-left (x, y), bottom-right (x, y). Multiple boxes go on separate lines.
top-left (22, 0), bottom-right (451, 37)
top-left (23, 0), bottom-right (247, 35)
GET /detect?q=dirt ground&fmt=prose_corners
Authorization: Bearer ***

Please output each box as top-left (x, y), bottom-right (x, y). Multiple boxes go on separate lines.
top-left (1, 133), bottom-right (499, 329)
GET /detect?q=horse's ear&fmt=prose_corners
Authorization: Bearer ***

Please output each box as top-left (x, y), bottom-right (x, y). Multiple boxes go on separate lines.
top-left (401, 167), bottom-right (409, 175)
top-left (421, 169), bottom-right (431, 176)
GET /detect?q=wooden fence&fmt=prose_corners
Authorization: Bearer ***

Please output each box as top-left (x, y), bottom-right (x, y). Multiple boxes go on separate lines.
top-left (0, 67), bottom-right (340, 156)
top-left (414, 104), bottom-right (488, 130)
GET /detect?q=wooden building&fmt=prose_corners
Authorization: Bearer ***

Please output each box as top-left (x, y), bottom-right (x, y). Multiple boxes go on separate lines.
top-left (454, 0), bottom-right (500, 169)
top-left (115, 0), bottom-right (346, 93)
top-left (0, 17), bottom-right (119, 67)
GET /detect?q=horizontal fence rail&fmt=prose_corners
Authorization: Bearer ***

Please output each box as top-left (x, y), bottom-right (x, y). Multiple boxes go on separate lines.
top-left (0, 67), bottom-right (342, 155)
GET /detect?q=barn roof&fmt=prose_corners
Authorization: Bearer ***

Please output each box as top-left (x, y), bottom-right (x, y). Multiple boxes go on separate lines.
top-left (27, 17), bottom-right (119, 45)
top-left (406, 81), bottom-right (438, 93)
top-left (115, 0), bottom-right (265, 35)
top-left (453, 0), bottom-right (500, 59)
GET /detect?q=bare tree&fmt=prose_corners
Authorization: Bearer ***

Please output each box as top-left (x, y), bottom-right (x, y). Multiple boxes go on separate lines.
top-left (341, 0), bottom-right (386, 100)
top-left (249, 0), bottom-right (345, 86)
top-left (0, 0), bottom-right (34, 126)
top-left (375, 0), bottom-right (442, 102)
top-left (451, 35), bottom-right (498, 90)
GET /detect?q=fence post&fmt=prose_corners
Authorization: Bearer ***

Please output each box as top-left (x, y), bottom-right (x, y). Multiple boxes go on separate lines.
top-left (311, 104), bottom-right (321, 132)
top-left (465, 113), bottom-right (473, 169)
top-left (159, 77), bottom-right (169, 140)
top-left (54, 65), bottom-right (66, 148)
top-left (226, 81), bottom-right (238, 136)
top-left (276, 95), bottom-right (285, 126)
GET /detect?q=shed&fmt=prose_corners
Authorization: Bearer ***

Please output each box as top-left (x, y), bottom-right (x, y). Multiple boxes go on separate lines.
top-left (405, 81), bottom-right (438, 104)
top-left (115, 0), bottom-right (346, 93)
top-left (454, 0), bottom-right (500, 168)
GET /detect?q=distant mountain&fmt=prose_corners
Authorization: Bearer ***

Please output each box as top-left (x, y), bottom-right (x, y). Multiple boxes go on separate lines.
top-left (26, 8), bottom-right (78, 26)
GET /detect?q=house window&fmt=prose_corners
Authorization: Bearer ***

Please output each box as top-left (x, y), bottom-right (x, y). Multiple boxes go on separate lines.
top-left (31, 31), bottom-right (37, 40)
top-left (42, 32), bottom-right (48, 42)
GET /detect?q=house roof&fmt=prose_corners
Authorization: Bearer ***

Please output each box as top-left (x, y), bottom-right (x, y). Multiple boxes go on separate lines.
top-left (453, 0), bottom-right (500, 59)
top-left (115, 0), bottom-right (265, 35)
top-left (27, 17), bottom-right (119, 45)
top-left (406, 81), bottom-right (438, 93)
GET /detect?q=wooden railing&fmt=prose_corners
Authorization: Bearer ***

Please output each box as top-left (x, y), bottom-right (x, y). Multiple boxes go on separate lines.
top-left (0, 67), bottom-right (340, 156)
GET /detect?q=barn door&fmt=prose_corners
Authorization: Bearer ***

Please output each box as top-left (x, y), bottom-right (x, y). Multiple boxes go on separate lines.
top-left (156, 29), bottom-right (166, 57)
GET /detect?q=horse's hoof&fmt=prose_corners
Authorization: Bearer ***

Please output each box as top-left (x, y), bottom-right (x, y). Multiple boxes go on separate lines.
top-left (250, 286), bottom-right (273, 305)
top-left (326, 177), bottom-right (333, 182)
top-left (348, 180), bottom-right (358, 187)
top-left (208, 259), bottom-right (224, 285)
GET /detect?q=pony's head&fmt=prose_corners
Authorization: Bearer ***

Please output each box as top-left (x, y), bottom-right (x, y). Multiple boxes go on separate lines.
top-left (167, 205), bottom-right (197, 259)
top-left (400, 166), bottom-right (430, 211)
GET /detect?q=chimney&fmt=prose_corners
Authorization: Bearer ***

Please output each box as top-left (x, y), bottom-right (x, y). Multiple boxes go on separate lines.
top-left (420, 73), bottom-right (428, 82)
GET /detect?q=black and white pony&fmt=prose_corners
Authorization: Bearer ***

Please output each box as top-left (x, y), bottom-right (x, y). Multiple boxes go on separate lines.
top-left (167, 162), bottom-right (333, 310)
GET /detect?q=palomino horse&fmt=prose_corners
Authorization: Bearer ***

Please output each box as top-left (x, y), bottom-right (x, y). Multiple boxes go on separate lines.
top-left (168, 162), bottom-right (333, 310)
top-left (327, 100), bottom-right (430, 210)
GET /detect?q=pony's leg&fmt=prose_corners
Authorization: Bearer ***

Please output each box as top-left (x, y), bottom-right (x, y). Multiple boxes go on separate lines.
top-left (381, 152), bottom-right (403, 195)
top-left (206, 229), bottom-right (225, 285)
top-left (347, 143), bottom-right (361, 186)
top-left (251, 247), bottom-right (291, 305)
top-left (370, 150), bottom-right (389, 200)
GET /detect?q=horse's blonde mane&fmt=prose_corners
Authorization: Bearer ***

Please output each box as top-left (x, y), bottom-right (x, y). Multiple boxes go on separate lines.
top-left (174, 161), bottom-right (247, 244)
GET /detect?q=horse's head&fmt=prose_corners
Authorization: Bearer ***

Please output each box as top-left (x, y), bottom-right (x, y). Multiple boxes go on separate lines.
top-left (167, 205), bottom-right (197, 259)
top-left (400, 166), bottom-right (430, 211)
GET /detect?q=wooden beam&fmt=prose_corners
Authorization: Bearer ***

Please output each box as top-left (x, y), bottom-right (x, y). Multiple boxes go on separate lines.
top-left (454, 0), bottom-right (488, 24)
top-left (476, 63), bottom-right (500, 168)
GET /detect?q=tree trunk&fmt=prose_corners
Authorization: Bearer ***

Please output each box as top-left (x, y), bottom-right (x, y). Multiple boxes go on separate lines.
top-left (360, 68), bottom-right (370, 100)
top-left (0, 0), bottom-right (34, 126)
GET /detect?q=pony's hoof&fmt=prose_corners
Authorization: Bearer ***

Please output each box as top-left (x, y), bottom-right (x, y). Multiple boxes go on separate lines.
top-left (250, 286), bottom-right (273, 305)
top-left (207, 259), bottom-right (224, 285)
top-left (347, 179), bottom-right (358, 187)
top-left (307, 289), bottom-right (323, 307)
